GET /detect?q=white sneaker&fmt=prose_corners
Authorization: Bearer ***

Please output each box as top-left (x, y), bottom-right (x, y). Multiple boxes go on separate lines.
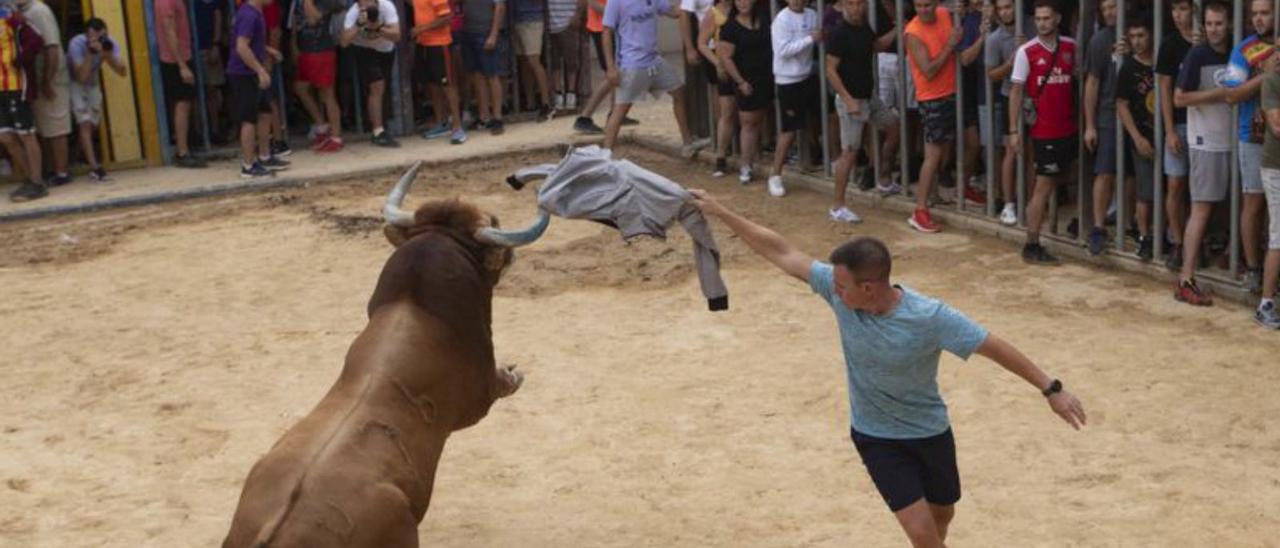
top-left (876, 181), bottom-right (903, 195)
top-left (1000, 203), bottom-right (1017, 225)
top-left (767, 175), bottom-right (786, 197)
top-left (554, 93), bottom-right (566, 109)
top-left (566, 94), bottom-right (578, 110)
top-left (739, 165), bottom-right (753, 184)
top-left (829, 206), bottom-right (862, 224)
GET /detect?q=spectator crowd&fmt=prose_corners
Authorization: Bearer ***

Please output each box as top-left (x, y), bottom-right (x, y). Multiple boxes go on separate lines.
top-left (3, 0), bottom-right (1279, 328)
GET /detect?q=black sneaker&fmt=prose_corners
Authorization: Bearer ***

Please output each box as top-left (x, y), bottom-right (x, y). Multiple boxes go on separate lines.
top-left (1164, 243), bottom-right (1183, 271)
top-left (712, 157), bottom-right (728, 177)
top-left (371, 131), bottom-right (400, 148)
top-left (1066, 217), bottom-right (1080, 239)
top-left (47, 173), bottom-right (72, 187)
top-left (1021, 243), bottom-right (1061, 266)
top-left (8, 181), bottom-right (47, 202)
top-left (270, 139), bottom-right (293, 157)
top-left (621, 116), bottom-right (640, 126)
top-left (539, 104), bottom-right (556, 122)
top-left (1087, 227), bottom-right (1108, 256)
top-left (259, 155), bottom-right (291, 171)
top-left (175, 153), bottom-right (207, 168)
top-left (240, 161), bottom-right (272, 179)
top-left (469, 118), bottom-right (489, 131)
top-left (487, 119), bottom-right (504, 135)
top-left (89, 167), bottom-right (110, 183)
top-left (574, 116), bottom-right (603, 134)
top-left (1137, 235), bottom-right (1153, 261)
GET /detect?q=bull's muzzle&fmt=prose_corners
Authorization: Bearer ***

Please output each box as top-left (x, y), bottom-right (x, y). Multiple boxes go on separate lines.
top-left (382, 161), bottom-right (551, 248)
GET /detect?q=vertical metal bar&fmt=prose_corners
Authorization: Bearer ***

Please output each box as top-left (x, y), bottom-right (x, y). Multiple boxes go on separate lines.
top-left (1115, 0), bottom-right (1127, 251)
top-left (955, 5), bottom-right (965, 212)
top-left (869, 0), bottom-right (880, 184)
top-left (1153, 0), bottom-right (1165, 261)
top-left (818, 0), bottom-right (831, 176)
top-left (984, 1), bottom-right (996, 217)
top-left (897, 0), bottom-right (910, 194)
top-left (352, 54), bottom-right (365, 134)
top-left (770, 0), bottom-right (784, 166)
top-left (1229, 0), bottom-right (1242, 277)
top-left (1015, 0), bottom-right (1025, 225)
top-left (189, 0), bottom-right (211, 152)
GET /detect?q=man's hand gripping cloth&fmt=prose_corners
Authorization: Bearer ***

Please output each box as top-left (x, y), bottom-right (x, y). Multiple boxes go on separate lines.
top-left (508, 146), bottom-right (730, 311)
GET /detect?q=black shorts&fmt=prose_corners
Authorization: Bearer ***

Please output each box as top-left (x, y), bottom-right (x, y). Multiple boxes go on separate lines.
top-left (229, 74), bottom-right (272, 125)
top-left (0, 91), bottom-right (35, 134)
top-left (852, 428), bottom-right (961, 512)
top-left (355, 47), bottom-right (395, 84)
top-left (777, 76), bottom-right (818, 132)
top-left (1033, 135), bottom-right (1078, 177)
top-left (161, 62), bottom-right (197, 102)
top-left (735, 73), bottom-right (774, 112)
top-left (416, 45), bottom-right (453, 86)
top-left (920, 97), bottom-right (956, 144)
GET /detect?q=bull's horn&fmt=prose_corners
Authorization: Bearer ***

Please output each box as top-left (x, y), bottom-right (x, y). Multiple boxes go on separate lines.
top-left (475, 209), bottom-right (551, 247)
top-left (383, 162), bottom-right (422, 227)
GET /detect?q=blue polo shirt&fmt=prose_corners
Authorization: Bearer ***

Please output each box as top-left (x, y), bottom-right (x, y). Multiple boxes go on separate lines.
top-left (809, 261), bottom-right (988, 439)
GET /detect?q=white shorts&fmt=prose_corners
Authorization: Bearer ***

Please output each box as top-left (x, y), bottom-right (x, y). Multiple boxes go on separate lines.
top-left (615, 61), bottom-right (683, 104)
top-left (1261, 167), bottom-right (1280, 249)
top-left (70, 83), bottom-right (103, 126)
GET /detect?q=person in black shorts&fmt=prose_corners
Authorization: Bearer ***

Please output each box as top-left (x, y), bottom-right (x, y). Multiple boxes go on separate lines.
top-left (696, 0), bottom-right (738, 177)
top-left (156, 0), bottom-right (206, 168)
top-left (340, 0), bottom-right (403, 147)
top-left (766, 0), bottom-right (822, 197)
top-left (1, 91), bottom-right (47, 202)
top-left (228, 0), bottom-right (288, 178)
top-left (718, 0), bottom-right (773, 184)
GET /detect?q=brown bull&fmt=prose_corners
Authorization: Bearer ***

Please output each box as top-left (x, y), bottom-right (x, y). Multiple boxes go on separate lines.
top-left (222, 163), bottom-right (549, 547)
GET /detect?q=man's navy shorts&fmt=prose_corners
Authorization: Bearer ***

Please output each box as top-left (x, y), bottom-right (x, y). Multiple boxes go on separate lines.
top-left (851, 427), bottom-right (961, 512)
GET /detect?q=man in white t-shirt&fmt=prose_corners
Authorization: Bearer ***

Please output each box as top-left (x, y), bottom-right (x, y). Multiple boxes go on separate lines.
top-left (340, 0), bottom-right (402, 147)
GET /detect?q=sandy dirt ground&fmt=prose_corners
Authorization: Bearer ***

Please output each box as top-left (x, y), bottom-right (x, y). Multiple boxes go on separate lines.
top-left (2, 146), bottom-right (1279, 548)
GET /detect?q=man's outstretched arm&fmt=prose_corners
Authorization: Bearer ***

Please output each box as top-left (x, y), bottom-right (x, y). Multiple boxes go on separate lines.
top-left (976, 333), bottom-right (1087, 430)
top-left (689, 190), bottom-right (813, 282)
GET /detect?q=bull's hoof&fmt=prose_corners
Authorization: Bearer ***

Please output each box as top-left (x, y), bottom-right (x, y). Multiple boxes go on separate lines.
top-left (496, 364), bottom-right (523, 398)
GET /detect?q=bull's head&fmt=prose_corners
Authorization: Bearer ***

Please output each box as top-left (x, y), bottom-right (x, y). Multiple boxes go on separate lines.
top-left (381, 162), bottom-right (550, 284)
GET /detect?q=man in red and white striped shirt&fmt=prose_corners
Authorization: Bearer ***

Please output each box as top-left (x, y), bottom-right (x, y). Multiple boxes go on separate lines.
top-left (1008, 0), bottom-right (1076, 265)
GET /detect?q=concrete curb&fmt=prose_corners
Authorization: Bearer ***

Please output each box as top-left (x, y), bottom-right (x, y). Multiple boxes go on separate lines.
top-left (0, 142), bottom-right (568, 224)
top-left (626, 135), bottom-right (1255, 307)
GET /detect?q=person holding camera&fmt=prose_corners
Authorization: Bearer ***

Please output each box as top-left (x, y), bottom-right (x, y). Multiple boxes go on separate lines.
top-left (341, 0), bottom-right (403, 147)
top-left (66, 18), bottom-right (127, 183)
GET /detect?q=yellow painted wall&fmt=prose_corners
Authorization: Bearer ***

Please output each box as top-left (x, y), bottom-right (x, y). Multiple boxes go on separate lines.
top-left (89, 0), bottom-right (145, 164)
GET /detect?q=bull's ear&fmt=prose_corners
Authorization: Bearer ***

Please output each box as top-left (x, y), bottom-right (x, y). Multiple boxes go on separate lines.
top-left (383, 225), bottom-right (410, 247)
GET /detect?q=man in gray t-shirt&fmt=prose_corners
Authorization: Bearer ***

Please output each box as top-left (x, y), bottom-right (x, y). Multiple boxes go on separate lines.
top-left (982, 0), bottom-right (1022, 225)
top-left (1083, 0), bottom-right (1125, 254)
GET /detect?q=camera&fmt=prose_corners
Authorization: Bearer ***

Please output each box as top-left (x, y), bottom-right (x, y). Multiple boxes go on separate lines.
top-left (100, 37), bottom-right (113, 52)
top-left (365, 5), bottom-right (380, 23)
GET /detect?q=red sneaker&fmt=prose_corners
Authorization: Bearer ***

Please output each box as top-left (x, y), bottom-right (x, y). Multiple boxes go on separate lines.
top-left (316, 136), bottom-right (344, 153)
top-left (964, 185), bottom-right (987, 205)
top-left (1174, 279), bottom-right (1213, 306)
top-left (908, 208), bottom-right (941, 233)
top-left (309, 131), bottom-right (331, 150)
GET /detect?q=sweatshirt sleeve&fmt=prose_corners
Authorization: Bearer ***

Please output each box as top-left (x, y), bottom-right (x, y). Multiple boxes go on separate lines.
top-left (772, 13), bottom-right (813, 58)
top-left (677, 203), bottom-right (729, 311)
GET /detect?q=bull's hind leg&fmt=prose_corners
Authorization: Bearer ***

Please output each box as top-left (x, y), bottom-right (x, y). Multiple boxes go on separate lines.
top-left (494, 365), bottom-right (523, 398)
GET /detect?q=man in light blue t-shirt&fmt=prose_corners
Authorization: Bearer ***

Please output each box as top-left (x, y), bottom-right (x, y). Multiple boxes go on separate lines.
top-left (689, 189), bottom-right (1086, 548)
top-left (600, 0), bottom-right (708, 156)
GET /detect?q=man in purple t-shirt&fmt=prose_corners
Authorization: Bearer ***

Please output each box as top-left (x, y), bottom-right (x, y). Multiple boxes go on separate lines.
top-left (600, 0), bottom-right (708, 156)
top-left (229, 0), bottom-right (287, 178)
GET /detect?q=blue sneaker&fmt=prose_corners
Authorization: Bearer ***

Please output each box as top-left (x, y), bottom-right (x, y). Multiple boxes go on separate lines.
top-left (422, 123), bottom-right (450, 139)
top-left (1087, 227), bottom-right (1108, 256)
top-left (240, 161), bottom-right (272, 179)
top-left (449, 128), bottom-right (467, 145)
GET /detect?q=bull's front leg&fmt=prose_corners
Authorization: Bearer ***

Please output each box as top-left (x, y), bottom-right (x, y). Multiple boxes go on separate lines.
top-left (494, 364), bottom-right (523, 398)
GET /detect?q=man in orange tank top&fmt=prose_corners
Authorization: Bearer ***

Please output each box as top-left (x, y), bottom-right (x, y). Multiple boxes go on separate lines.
top-left (904, 0), bottom-right (962, 234)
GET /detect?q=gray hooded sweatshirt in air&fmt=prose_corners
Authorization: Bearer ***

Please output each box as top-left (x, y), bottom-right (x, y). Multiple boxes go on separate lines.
top-left (509, 146), bottom-right (729, 311)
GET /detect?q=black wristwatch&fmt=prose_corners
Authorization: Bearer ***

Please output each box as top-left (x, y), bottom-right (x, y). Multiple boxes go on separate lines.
top-left (1041, 379), bottom-right (1063, 397)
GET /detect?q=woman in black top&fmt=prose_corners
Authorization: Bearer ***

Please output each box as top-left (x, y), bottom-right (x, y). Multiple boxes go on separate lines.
top-left (717, 0), bottom-right (773, 183)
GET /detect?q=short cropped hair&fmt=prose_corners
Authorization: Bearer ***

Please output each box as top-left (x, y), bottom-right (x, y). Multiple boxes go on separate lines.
top-left (1126, 11), bottom-right (1152, 32)
top-left (1203, 0), bottom-right (1230, 20)
top-left (829, 237), bottom-right (892, 283)
top-left (1033, 0), bottom-right (1059, 14)
top-left (86, 17), bottom-right (106, 32)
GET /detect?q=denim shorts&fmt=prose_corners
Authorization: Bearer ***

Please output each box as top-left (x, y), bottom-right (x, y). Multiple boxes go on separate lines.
top-left (1163, 124), bottom-right (1189, 177)
top-left (460, 31), bottom-right (510, 77)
